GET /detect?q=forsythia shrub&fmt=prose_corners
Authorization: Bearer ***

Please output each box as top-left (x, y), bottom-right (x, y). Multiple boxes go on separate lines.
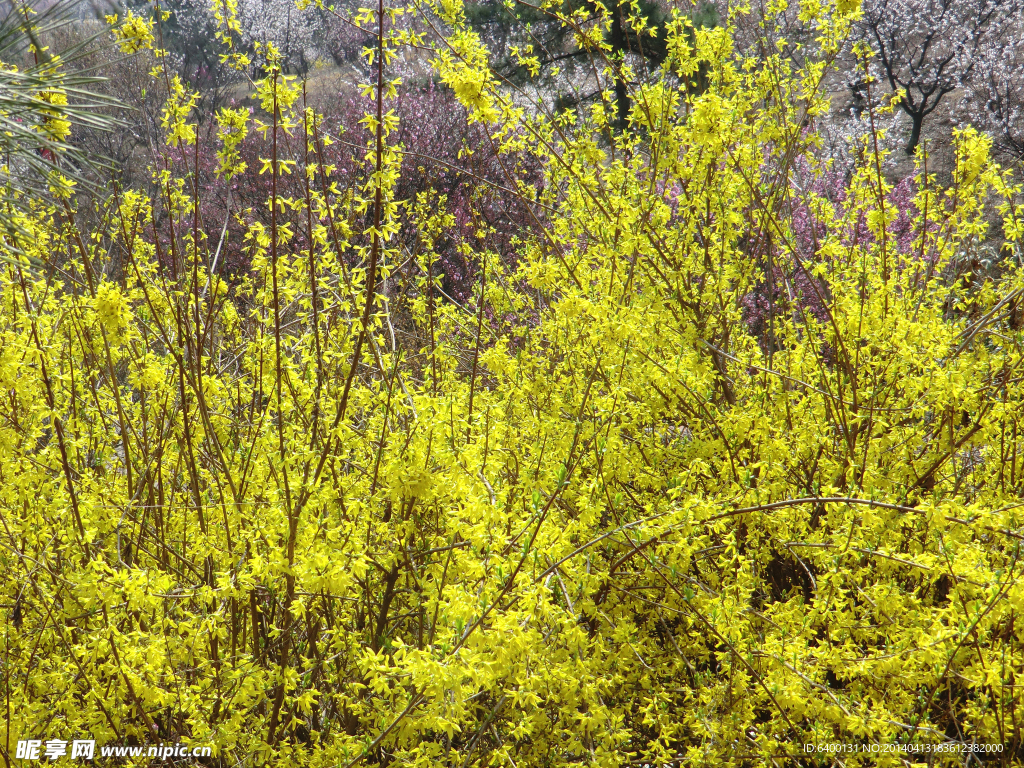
top-left (3, 0), bottom-right (1024, 766)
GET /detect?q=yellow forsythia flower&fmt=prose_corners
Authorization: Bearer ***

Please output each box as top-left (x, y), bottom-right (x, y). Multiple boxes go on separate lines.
top-left (36, 89), bottom-right (71, 142)
top-left (94, 283), bottom-right (128, 339)
top-left (107, 11), bottom-right (156, 54)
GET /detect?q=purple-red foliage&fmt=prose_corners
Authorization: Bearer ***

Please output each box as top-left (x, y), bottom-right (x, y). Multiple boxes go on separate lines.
top-left (383, 85), bottom-right (544, 303)
top-left (167, 86), bottom-right (542, 305)
top-left (742, 169), bottom-right (921, 349)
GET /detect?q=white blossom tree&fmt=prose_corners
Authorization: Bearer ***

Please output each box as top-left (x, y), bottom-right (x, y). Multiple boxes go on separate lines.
top-left (963, 18), bottom-right (1024, 161)
top-left (233, 0), bottom-right (327, 71)
top-left (116, 0), bottom-right (350, 76)
top-left (855, 0), bottom-right (1022, 154)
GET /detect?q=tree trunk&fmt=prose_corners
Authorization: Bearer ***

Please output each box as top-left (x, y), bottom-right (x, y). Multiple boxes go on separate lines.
top-left (906, 111), bottom-right (924, 155)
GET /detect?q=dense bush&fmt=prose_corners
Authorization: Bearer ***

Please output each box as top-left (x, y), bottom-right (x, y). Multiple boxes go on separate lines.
top-left (3, 1), bottom-right (1024, 767)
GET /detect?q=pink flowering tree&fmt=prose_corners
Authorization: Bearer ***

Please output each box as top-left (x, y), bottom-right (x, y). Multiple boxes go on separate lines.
top-left (743, 164), bottom-right (924, 354)
top-left (182, 85), bottom-right (541, 305)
